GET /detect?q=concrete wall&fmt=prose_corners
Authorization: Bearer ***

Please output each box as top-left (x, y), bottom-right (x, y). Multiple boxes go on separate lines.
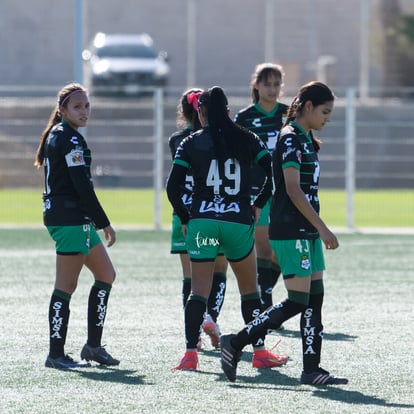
top-left (0, 0), bottom-right (389, 95)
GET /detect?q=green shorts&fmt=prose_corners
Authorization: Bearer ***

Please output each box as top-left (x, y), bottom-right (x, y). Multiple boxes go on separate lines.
top-left (186, 219), bottom-right (254, 262)
top-left (170, 214), bottom-right (187, 254)
top-left (47, 224), bottom-right (102, 255)
top-left (255, 197), bottom-right (271, 226)
top-left (171, 214), bottom-right (225, 256)
top-left (269, 238), bottom-right (325, 278)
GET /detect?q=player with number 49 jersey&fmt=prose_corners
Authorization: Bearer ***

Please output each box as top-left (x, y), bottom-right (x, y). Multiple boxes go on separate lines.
top-left (170, 125), bottom-right (271, 226)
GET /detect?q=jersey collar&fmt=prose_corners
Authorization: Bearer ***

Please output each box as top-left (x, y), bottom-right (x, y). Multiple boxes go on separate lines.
top-left (254, 102), bottom-right (279, 117)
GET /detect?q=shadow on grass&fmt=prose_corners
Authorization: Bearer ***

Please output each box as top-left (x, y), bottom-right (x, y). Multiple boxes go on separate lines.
top-left (311, 387), bottom-right (414, 410)
top-left (70, 365), bottom-right (151, 385)
top-left (222, 369), bottom-right (414, 410)
top-left (270, 328), bottom-right (358, 342)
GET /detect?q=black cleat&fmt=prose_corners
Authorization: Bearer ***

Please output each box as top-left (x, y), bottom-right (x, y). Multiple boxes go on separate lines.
top-left (301, 367), bottom-right (348, 385)
top-left (80, 344), bottom-right (120, 366)
top-left (45, 354), bottom-right (91, 369)
top-left (220, 334), bottom-right (242, 382)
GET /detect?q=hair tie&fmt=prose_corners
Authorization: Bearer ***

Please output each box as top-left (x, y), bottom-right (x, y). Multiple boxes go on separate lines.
top-left (187, 92), bottom-right (202, 111)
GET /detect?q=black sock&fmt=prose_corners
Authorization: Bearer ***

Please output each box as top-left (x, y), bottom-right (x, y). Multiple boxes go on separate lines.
top-left (271, 262), bottom-right (281, 288)
top-left (87, 281), bottom-right (112, 348)
top-left (207, 272), bottom-right (226, 322)
top-left (232, 296), bottom-right (307, 351)
top-left (301, 290), bottom-right (324, 373)
top-left (257, 259), bottom-right (274, 309)
top-left (48, 289), bottom-right (71, 358)
top-left (240, 293), bottom-right (264, 347)
top-left (185, 294), bottom-right (207, 349)
top-left (182, 278), bottom-right (191, 308)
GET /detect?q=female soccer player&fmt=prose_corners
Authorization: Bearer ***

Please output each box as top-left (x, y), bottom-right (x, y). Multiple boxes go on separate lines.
top-left (167, 86), bottom-right (288, 370)
top-left (34, 83), bottom-right (119, 369)
top-left (235, 63), bottom-right (288, 309)
top-left (220, 81), bottom-right (349, 385)
top-left (169, 88), bottom-right (228, 348)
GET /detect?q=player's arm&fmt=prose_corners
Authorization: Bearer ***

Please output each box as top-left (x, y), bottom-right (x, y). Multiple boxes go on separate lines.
top-left (62, 143), bottom-right (110, 229)
top-left (68, 166), bottom-right (110, 229)
top-left (283, 167), bottom-right (338, 250)
top-left (166, 163), bottom-right (190, 224)
top-left (253, 150), bottom-right (272, 209)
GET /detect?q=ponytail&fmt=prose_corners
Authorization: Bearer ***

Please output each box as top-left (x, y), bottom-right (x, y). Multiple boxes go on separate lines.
top-left (199, 86), bottom-right (250, 163)
top-left (177, 88), bottom-right (203, 130)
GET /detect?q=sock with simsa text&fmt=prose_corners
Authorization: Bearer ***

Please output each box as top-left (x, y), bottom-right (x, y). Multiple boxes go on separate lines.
top-left (241, 292), bottom-right (265, 348)
top-left (87, 281), bottom-right (112, 348)
top-left (207, 272), bottom-right (227, 322)
top-left (301, 280), bottom-right (324, 373)
top-left (231, 291), bottom-right (309, 351)
top-left (48, 289), bottom-right (71, 358)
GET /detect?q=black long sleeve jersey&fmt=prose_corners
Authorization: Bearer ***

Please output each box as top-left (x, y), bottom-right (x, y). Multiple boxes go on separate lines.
top-left (235, 102), bottom-right (288, 197)
top-left (167, 126), bottom-right (272, 225)
top-left (41, 122), bottom-right (110, 229)
top-left (269, 121), bottom-right (320, 240)
top-left (168, 127), bottom-right (194, 208)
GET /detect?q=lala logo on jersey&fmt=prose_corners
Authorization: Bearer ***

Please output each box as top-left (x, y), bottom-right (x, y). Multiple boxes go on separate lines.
top-left (199, 195), bottom-right (240, 214)
top-left (65, 149), bottom-right (85, 167)
top-left (199, 200), bottom-right (240, 214)
top-left (300, 255), bottom-right (311, 270)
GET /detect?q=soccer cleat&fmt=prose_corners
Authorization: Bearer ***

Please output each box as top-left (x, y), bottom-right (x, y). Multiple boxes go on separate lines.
top-left (252, 349), bottom-right (289, 369)
top-left (80, 344), bottom-right (120, 366)
top-left (220, 334), bottom-right (242, 382)
top-left (300, 367), bottom-right (349, 385)
top-left (45, 354), bottom-right (91, 369)
top-left (202, 314), bottom-right (221, 349)
top-left (172, 351), bottom-right (199, 371)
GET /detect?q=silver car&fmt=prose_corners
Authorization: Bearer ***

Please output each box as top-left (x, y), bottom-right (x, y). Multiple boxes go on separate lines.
top-left (83, 32), bottom-right (170, 96)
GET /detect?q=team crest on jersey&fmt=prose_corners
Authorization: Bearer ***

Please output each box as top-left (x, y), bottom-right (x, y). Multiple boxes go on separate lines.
top-left (300, 255), bottom-right (310, 270)
top-left (65, 149), bottom-right (85, 167)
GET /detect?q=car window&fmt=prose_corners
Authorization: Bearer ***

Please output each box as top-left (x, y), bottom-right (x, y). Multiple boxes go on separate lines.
top-left (96, 44), bottom-right (157, 59)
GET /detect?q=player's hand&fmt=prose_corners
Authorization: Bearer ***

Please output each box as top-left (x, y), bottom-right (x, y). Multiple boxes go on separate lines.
top-left (181, 224), bottom-right (187, 237)
top-left (103, 225), bottom-right (116, 247)
top-left (319, 227), bottom-right (339, 250)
